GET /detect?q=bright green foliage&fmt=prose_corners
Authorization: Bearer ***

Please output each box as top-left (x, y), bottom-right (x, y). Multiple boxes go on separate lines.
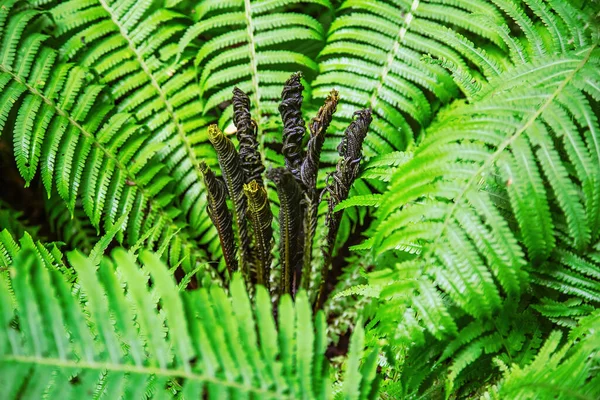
top-left (486, 311), bottom-right (600, 399)
top-left (369, 14), bottom-right (599, 340)
top-left (1, 0), bottom-right (600, 398)
top-left (0, 1), bottom-right (216, 279)
top-left (313, 0), bottom-right (499, 155)
top-left (0, 238), bottom-right (378, 399)
top-left (345, 0), bottom-right (600, 398)
top-left (179, 0), bottom-right (331, 124)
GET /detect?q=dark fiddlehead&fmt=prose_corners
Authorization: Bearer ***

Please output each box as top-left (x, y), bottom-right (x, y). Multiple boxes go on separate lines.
top-left (207, 124), bottom-right (251, 280)
top-left (315, 109), bottom-right (373, 309)
top-left (279, 72), bottom-right (306, 183)
top-left (200, 162), bottom-right (238, 276)
top-left (299, 90), bottom-right (339, 290)
top-left (268, 167), bottom-right (304, 295)
top-left (233, 87), bottom-right (265, 186)
top-left (244, 180), bottom-right (274, 288)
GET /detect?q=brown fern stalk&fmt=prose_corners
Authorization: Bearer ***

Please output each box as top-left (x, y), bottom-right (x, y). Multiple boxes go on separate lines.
top-left (268, 168), bottom-right (304, 295)
top-left (244, 180), bottom-right (274, 288)
top-left (207, 124), bottom-right (251, 281)
top-left (199, 162), bottom-right (238, 276)
top-left (279, 72), bottom-right (306, 183)
top-left (233, 87), bottom-right (265, 186)
top-left (315, 109), bottom-right (372, 310)
top-left (299, 90), bottom-right (339, 290)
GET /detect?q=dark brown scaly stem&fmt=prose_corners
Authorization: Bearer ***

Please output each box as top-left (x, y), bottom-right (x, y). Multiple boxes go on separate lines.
top-left (279, 72), bottom-right (306, 183)
top-left (315, 109), bottom-right (372, 310)
top-left (199, 162), bottom-right (237, 276)
top-left (244, 180), bottom-right (273, 288)
top-left (268, 168), bottom-right (304, 296)
top-left (233, 87), bottom-right (265, 186)
top-left (207, 124), bottom-right (251, 282)
top-left (299, 90), bottom-right (339, 290)
top-left (300, 89), bottom-right (339, 192)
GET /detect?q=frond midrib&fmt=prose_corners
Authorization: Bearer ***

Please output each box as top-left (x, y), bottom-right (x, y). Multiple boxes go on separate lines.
top-left (244, 0), bottom-right (261, 119)
top-left (423, 43), bottom-right (597, 267)
top-left (368, 0), bottom-right (420, 109)
top-left (97, 0), bottom-right (202, 173)
top-left (1, 354), bottom-right (288, 398)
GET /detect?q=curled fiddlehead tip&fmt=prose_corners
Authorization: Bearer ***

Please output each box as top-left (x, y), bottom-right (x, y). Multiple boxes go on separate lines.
top-left (232, 87), bottom-right (265, 186)
top-left (338, 109), bottom-right (373, 160)
top-left (232, 86), bottom-right (252, 131)
top-left (316, 108), bottom-right (373, 310)
top-left (207, 124), bottom-right (222, 143)
top-left (300, 89), bottom-right (340, 191)
top-left (280, 72), bottom-right (306, 182)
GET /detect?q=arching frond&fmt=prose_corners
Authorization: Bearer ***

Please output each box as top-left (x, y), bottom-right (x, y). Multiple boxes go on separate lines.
top-left (315, 0), bottom-right (594, 158)
top-left (45, 0), bottom-right (219, 252)
top-left (371, 27), bottom-right (599, 340)
top-left (0, 242), bottom-right (378, 399)
top-left (0, 3), bottom-right (213, 279)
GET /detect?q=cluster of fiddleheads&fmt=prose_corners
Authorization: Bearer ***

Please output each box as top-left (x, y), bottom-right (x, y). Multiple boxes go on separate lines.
top-left (201, 73), bottom-right (372, 299)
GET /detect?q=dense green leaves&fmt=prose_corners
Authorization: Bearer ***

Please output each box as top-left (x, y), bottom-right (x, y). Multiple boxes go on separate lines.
top-left (1, 0), bottom-right (600, 398)
top-left (0, 238), bottom-right (378, 399)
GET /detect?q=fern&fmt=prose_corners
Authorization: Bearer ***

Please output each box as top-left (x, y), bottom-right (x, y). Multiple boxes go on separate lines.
top-left (0, 238), bottom-right (378, 399)
top-left (2, 0), bottom-right (600, 397)
top-left (0, 2), bottom-right (214, 279)
top-left (370, 4), bottom-right (599, 341)
top-left (179, 0), bottom-right (330, 123)
top-left (484, 311), bottom-right (600, 399)
top-left (42, 0), bottom-right (224, 255)
top-left (313, 0), bottom-right (504, 156)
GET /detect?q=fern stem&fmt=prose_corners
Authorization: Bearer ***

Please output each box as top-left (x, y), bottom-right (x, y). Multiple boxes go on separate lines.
top-left (300, 90), bottom-right (339, 290)
top-left (315, 109), bottom-right (372, 310)
top-left (200, 162), bottom-right (238, 276)
top-left (268, 168), bottom-right (303, 295)
top-left (369, 0), bottom-right (420, 110)
top-left (243, 0), bottom-right (261, 124)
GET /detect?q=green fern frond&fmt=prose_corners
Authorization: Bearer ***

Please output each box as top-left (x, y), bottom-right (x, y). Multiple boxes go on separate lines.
top-left (0, 240), bottom-right (378, 399)
top-left (179, 0), bottom-right (330, 122)
top-left (371, 32), bottom-right (599, 340)
top-left (486, 314), bottom-right (600, 399)
top-left (0, 3), bottom-right (213, 280)
top-left (44, 0), bottom-right (219, 249)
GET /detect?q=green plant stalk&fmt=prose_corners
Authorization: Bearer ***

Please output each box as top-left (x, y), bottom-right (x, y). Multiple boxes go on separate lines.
top-left (207, 124), bottom-right (251, 281)
top-left (244, 180), bottom-right (273, 288)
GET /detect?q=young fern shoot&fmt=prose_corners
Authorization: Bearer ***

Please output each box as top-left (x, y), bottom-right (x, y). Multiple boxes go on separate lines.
top-left (200, 162), bottom-right (238, 276)
top-left (316, 110), bottom-right (373, 309)
top-left (204, 74), bottom-right (371, 299)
